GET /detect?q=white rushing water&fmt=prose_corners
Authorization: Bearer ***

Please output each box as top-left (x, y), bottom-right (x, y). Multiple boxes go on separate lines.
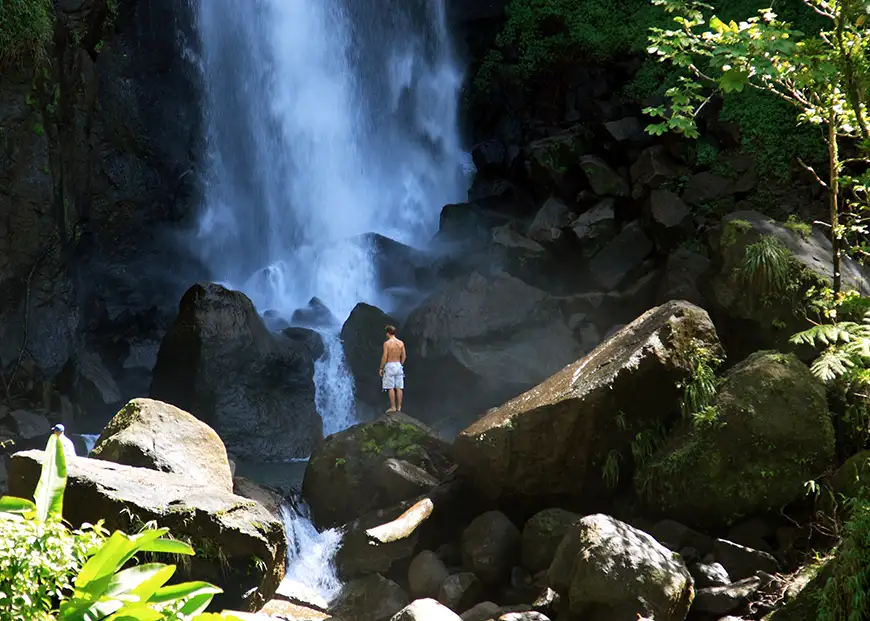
top-left (193, 0), bottom-right (469, 604)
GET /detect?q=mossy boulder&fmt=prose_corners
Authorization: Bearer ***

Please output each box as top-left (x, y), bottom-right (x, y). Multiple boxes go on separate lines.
top-left (547, 514), bottom-right (694, 621)
top-left (706, 210), bottom-right (870, 360)
top-left (636, 351), bottom-right (835, 528)
top-left (830, 450), bottom-right (870, 503)
top-left (522, 508), bottom-right (581, 573)
top-left (90, 398), bottom-right (234, 493)
top-left (453, 300), bottom-right (722, 507)
top-left (301, 413), bottom-right (455, 528)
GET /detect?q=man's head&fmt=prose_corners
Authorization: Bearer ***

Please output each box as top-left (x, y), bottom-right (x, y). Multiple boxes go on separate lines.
top-left (51, 423), bottom-right (65, 436)
top-left (385, 325), bottom-right (397, 337)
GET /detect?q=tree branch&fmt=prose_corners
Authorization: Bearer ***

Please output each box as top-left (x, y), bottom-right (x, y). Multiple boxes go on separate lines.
top-left (799, 158), bottom-right (830, 188)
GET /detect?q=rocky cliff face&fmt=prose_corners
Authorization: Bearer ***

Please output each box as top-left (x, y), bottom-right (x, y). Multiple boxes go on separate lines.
top-left (0, 0), bottom-right (205, 429)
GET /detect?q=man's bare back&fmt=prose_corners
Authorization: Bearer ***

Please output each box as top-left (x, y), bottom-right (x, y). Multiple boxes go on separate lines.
top-left (380, 326), bottom-right (406, 412)
top-left (383, 337), bottom-right (406, 363)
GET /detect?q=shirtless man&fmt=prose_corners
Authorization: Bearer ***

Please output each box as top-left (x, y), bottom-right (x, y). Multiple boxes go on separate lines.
top-left (379, 325), bottom-right (406, 413)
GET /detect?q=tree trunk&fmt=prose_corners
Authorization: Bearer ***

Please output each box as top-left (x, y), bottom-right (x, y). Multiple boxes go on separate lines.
top-left (829, 115), bottom-right (841, 294)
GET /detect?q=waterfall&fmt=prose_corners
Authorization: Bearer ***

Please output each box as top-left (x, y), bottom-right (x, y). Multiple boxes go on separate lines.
top-left (279, 502), bottom-right (343, 604)
top-left (191, 0), bottom-right (469, 599)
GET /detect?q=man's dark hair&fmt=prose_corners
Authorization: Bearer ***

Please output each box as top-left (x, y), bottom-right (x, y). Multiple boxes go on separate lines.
top-left (385, 325), bottom-right (397, 335)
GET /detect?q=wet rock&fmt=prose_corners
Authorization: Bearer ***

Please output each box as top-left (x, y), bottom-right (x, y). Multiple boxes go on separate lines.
top-left (438, 573), bottom-right (483, 613)
top-left (521, 508), bottom-right (580, 573)
top-left (637, 352), bottom-right (834, 528)
top-left (454, 301), bottom-right (721, 506)
top-left (605, 117), bottom-right (644, 142)
top-left (150, 283), bottom-right (321, 461)
top-left (403, 271), bottom-right (581, 422)
top-left (588, 221), bottom-right (654, 290)
top-left (341, 303), bottom-right (399, 408)
top-left (90, 398), bottom-right (233, 494)
top-left (630, 145), bottom-right (689, 199)
top-left (9, 410), bottom-right (51, 440)
top-left (8, 449), bottom-right (285, 612)
top-left (302, 414), bottom-right (453, 528)
top-left (712, 539), bottom-right (779, 581)
top-left (461, 511), bottom-right (522, 586)
top-left (330, 574), bottom-right (409, 621)
top-left (258, 598), bottom-right (329, 620)
top-left (409, 550), bottom-right (450, 599)
top-left (473, 139), bottom-right (507, 175)
top-left (646, 189), bottom-right (692, 249)
top-left (460, 602), bottom-right (500, 621)
top-left (232, 476), bottom-right (285, 523)
top-left (548, 514), bottom-right (693, 621)
top-left (656, 247), bottom-right (710, 307)
top-left (392, 598), bottom-right (464, 621)
top-left (527, 196), bottom-right (573, 243)
top-left (291, 297), bottom-right (340, 329)
top-left (524, 128), bottom-right (589, 196)
top-left (650, 519), bottom-right (714, 555)
top-left (693, 575), bottom-right (770, 616)
top-left (281, 327), bottom-right (325, 360)
top-left (570, 198), bottom-right (617, 256)
top-left (579, 155), bottom-right (629, 197)
top-left (691, 562), bottom-right (732, 588)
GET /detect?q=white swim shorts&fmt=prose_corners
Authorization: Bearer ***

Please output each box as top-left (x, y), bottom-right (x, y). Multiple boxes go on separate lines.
top-left (382, 361), bottom-right (404, 390)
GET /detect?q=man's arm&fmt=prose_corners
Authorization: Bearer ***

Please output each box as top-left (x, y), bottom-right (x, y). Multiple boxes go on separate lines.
top-left (400, 342), bottom-right (406, 365)
top-left (380, 342), bottom-right (388, 375)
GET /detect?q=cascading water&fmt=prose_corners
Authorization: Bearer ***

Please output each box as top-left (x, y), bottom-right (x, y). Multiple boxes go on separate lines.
top-left (192, 0), bottom-right (469, 604)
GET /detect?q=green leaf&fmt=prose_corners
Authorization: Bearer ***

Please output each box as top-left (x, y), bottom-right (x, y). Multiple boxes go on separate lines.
top-left (710, 16), bottom-right (727, 33)
top-left (34, 435), bottom-right (67, 522)
top-left (138, 538), bottom-right (195, 556)
top-left (102, 563), bottom-right (176, 600)
top-left (720, 69), bottom-right (749, 93)
top-left (0, 495), bottom-right (37, 515)
top-left (105, 607), bottom-right (163, 621)
top-left (151, 581), bottom-right (222, 611)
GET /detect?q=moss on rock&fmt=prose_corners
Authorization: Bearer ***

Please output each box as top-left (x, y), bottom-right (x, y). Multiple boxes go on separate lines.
top-left (636, 351), bottom-right (835, 528)
top-left (0, 0), bottom-right (54, 69)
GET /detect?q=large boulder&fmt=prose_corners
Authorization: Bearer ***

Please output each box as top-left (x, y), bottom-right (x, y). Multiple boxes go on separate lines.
top-left (150, 283), bottom-right (322, 461)
top-left (8, 450), bottom-right (286, 612)
top-left (547, 514), bottom-right (694, 621)
top-left (391, 598), bottom-right (463, 621)
top-left (341, 303), bottom-right (399, 408)
top-left (521, 508), bottom-right (580, 573)
top-left (90, 398), bottom-right (233, 493)
top-left (636, 352), bottom-right (835, 528)
top-left (705, 211), bottom-right (870, 360)
top-left (461, 511), bottom-right (522, 587)
top-left (302, 414), bottom-right (455, 528)
top-left (329, 574), bottom-right (409, 621)
top-left (403, 271), bottom-right (582, 426)
top-left (453, 300), bottom-right (722, 506)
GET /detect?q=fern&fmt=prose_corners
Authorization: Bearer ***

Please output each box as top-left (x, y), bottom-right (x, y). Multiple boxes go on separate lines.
top-left (792, 312), bottom-right (870, 383)
top-left (602, 450), bottom-right (621, 489)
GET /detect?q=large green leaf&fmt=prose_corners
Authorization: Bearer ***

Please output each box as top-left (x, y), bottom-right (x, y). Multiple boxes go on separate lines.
top-left (34, 435), bottom-right (68, 522)
top-left (105, 607), bottom-right (163, 621)
top-left (151, 581), bottom-right (222, 607)
top-left (76, 529), bottom-right (170, 589)
top-left (0, 495), bottom-right (36, 515)
top-left (96, 563), bottom-right (176, 600)
top-left (137, 537), bottom-right (195, 556)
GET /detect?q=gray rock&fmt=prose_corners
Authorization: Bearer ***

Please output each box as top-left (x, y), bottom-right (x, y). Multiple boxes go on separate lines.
top-left (630, 145), bottom-right (689, 199)
top-left (571, 198), bottom-right (617, 255)
top-left (651, 519), bottom-right (715, 555)
top-left (656, 248), bottom-right (710, 307)
top-left (527, 196), bottom-right (573, 243)
top-left (331, 574), bottom-right (409, 621)
top-left (691, 561), bottom-right (732, 588)
top-left (605, 117), bottom-right (644, 142)
top-left (438, 573), bottom-right (482, 613)
top-left (150, 283), bottom-right (321, 461)
top-left (692, 576), bottom-right (766, 616)
top-left (291, 296), bottom-right (340, 328)
top-left (521, 508), bottom-right (580, 573)
top-left (409, 551), bottom-right (450, 600)
top-left (548, 514), bottom-right (693, 621)
top-left (589, 221), bottom-right (654, 290)
top-left (341, 303), bottom-right (399, 408)
top-left (460, 602), bottom-right (500, 621)
top-left (579, 155), bottom-right (630, 197)
top-left (461, 511), bottom-right (522, 586)
top-left (10, 410), bottom-right (51, 440)
top-left (90, 398), bottom-right (234, 494)
top-left (683, 172), bottom-right (735, 206)
top-left (713, 539), bottom-right (779, 581)
top-left (391, 598), bottom-right (463, 621)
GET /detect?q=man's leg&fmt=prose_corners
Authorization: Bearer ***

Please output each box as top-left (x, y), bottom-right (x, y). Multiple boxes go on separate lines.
top-left (396, 388), bottom-right (403, 412)
top-left (387, 388), bottom-right (397, 412)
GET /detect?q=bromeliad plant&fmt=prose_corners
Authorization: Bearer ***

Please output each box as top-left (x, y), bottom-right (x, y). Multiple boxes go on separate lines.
top-left (0, 436), bottom-right (245, 621)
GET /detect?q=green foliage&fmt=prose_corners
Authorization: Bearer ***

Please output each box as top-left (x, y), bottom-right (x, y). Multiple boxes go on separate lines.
top-left (719, 89), bottom-right (826, 181)
top-left (737, 236), bottom-right (793, 302)
top-left (785, 214), bottom-right (813, 239)
top-left (817, 498), bottom-right (870, 621)
top-left (0, 0), bottom-right (54, 69)
top-left (679, 346), bottom-right (721, 419)
top-left (601, 449), bottom-right (621, 489)
top-left (474, 0), bottom-right (665, 91)
top-left (0, 437), bottom-right (246, 621)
